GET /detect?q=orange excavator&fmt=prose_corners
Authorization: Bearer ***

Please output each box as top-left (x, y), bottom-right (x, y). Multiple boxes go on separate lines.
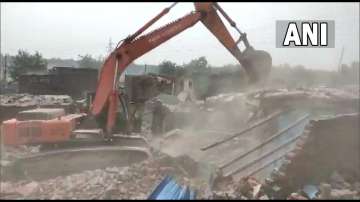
top-left (92, 2), bottom-right (271, 135)
top-left (1, 2), bottom-right (271, 179)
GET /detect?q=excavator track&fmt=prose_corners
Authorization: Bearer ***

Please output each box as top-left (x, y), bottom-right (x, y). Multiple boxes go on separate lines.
top-left (39, 134), bottom-right (149, 151)
top-left (2, 135), bottom-right (151, 182)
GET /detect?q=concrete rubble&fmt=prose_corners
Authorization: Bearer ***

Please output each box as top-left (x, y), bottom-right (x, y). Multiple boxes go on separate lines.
top-left (154, 86), bottom-right (359, 128)
top-left (0, 94), bottom-right (73, 106)
top-left (0, 94), bottom-right (75, 123)
top-left (209, 168), bottom-right (360, 199)
top-left (0, 158), bottom-right (209, 200)
top-left (2, 145), bottom-right (40, 160)
top-left (1, 87), bottom-right (359, 199)
top-left (208, 113), bottom-right (360, 200)
top-left (248, 87), bottom-right (359, 114)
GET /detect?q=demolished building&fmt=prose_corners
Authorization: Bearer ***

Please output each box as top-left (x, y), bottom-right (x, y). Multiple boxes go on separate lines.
top-left (1, 86), bottom-right (359, 200)
top-left (18, 67), bottom-right (98, 99)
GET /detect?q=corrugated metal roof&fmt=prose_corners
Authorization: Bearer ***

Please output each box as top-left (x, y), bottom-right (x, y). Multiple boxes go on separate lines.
top-left (148, 175), bottom-right (196, 200)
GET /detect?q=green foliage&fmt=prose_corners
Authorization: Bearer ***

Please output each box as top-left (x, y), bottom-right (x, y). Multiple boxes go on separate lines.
top-left (158, 60), bottom-right (187, 78)
top-left (184, 56), bottom-right (211, 75)
top-left (158, 60), bottom-right (178, 76)
top-left (157, 57), bottom-right (212, 99)
top-left (77, 54), bottom-right (103, 69)
top-left (183, 57), bottom-right (212, 99)
top-left (9, 50), bottom-right (48, 80)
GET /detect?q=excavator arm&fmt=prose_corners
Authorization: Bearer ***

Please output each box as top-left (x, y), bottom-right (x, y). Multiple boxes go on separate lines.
top-left (91, 2), bottom-right (272, 134)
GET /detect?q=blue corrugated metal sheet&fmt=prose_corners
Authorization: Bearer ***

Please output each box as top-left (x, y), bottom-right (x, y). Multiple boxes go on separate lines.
top-left (148, 175), bottom-right (196, 200)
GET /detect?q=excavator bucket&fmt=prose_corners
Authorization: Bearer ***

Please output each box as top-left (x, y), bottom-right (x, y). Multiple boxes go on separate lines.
top-left (241, 48), bottom-right (272, 84)
top-left (193, 2), bottom-right (272, 84)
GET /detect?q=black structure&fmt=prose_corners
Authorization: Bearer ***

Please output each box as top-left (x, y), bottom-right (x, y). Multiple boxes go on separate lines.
top-left (18, 66), bottom-right (98, 99)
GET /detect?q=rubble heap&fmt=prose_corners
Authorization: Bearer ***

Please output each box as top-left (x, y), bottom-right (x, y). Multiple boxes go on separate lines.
top-left (249, 87), bottom-right (359, 112)
top-left (210, 173), bottom-right (360, 200)
top-left (210, 113), bottom-right (360, 200)
top-left (0, 94), bottom-right (75, 123)
top-left (0, 94), bottom-right (73, 107)
top-left (0, 157), bottom-right (209, 200)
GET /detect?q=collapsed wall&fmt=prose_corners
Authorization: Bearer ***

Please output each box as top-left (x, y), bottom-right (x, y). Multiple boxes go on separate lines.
top-left (148, 87), bottom-right (359, 195)
top-left (275, 113), bottom-right (360, 194)
top-left (251, 87), bottom-right (359, 116)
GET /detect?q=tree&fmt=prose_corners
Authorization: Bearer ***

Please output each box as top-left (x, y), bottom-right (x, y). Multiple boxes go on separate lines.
top-left (183, 57), bottom-right (211, 100)
top-left (77, 54), bottom-right (103, 69)
top-left (9, 50), bottom-right (47, 80)
top-left (185, 56), bottom-right (209, 74)
top-left (158, 60), bottom-right (177, 76)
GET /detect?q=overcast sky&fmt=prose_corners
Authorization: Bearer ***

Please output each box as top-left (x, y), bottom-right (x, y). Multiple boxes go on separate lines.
top-left (1, 2), bottom-right (359, 70)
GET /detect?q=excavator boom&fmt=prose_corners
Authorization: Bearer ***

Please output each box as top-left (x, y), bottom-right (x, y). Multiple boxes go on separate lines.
top-left (91, 2), bottom-right (272, 134)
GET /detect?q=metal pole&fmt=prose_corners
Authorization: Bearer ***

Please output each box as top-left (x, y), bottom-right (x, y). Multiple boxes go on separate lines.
top-left (201, 110), bottom-right (287, 151)
top-left (113, 58), bottom-right (119, 90)
top-left (4, 55), bottom-right (7, 82)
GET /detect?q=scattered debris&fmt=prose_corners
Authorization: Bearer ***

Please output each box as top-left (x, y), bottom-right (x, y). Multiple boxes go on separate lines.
top-left (318, 183), bottom-right (332, 199)
top-left (287, 193), bottom-right (308, 200)
top-left (330, 189), bottom-right (358, 199)
top-left (0, 157), bottom-right (209, 199)
top-left (1, 87), bottom-right (359, 200)
top-left (15, 182), bottom-right (40, 197)
top-left (163, 129), bottom-right (183, 140)
top-left (0, 94), bottom-right (73, 107)
top-left (0, 94), bottom-right (75, 123)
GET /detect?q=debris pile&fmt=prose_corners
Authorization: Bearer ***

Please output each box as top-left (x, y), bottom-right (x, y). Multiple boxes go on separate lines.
top-left (210, 113), bottom-right (360, 200)
top-left (0, 94), bottom-right (73, 107)
top-left (0, 158), bottom-right (209, 199)
top-left (0, 94), bottom-right (75, 123)
top-left (210, 169), bottom-right (360, 199)
top-left (1, 88), bottom-right (359, 200)
top-left (211, 176), bottom-right (265, 199)
top-left (249, 87), bottom-right (359, 113)
top-left (1, 145), bottom-right (40, 161)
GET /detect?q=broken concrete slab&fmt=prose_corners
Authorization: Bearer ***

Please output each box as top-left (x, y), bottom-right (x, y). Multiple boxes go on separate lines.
top-left (16, 108), bottom-right (65, 121)
top-left (0, 94), bottom-right (75, 123)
